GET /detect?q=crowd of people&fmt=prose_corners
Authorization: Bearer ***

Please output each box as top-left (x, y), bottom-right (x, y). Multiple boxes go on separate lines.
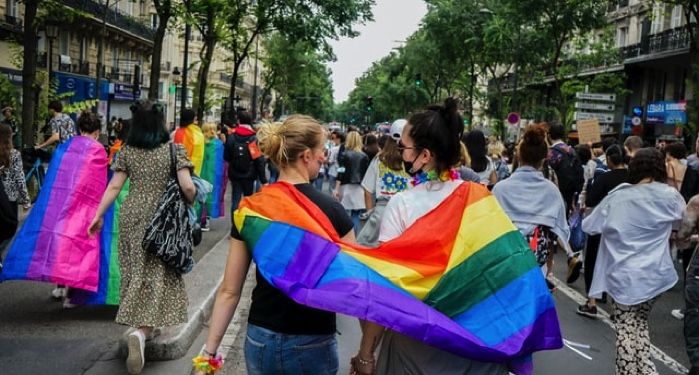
top-left (2, 96), bottom-right (699, 375)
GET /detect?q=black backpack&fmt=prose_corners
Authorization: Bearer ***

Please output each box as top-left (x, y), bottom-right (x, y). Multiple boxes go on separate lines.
top-left (229, 135), bottom-right (254, 174)
top-left (551, 146), bottom-right (585, 197)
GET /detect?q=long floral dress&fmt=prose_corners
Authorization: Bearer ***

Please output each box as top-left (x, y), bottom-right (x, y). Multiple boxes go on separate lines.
top-left (112, 143), bottom-right (191, 327)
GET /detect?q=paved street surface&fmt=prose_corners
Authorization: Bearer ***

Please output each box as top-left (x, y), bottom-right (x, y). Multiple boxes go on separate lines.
top-left (0, 193), bottom-right (232, 375)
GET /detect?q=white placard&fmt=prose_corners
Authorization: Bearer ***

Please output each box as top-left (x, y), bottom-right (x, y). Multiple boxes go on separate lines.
top-left (574, 111), bottom-right (615, 123)
top-left (575, 92), bottom-right (616, 102)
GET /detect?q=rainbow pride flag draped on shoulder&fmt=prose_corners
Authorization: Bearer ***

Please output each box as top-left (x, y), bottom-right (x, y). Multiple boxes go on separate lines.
top-left (174, 125), bottom-right (205, 175)
top-left (234, 182), bottom-right (562, 374)
top-left (0, 137), bottom-right (107, 292)
top-left (200, 138), bottom-right (225, 218)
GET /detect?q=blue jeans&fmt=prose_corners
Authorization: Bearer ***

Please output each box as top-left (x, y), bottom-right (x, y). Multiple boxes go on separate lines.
top-left (326, 175), bottom-right (337, 195)
top-left (313, 175), bottom-right (324, 191)
top-left (230, 179), bottom-right (255, 218)
top-left (244, 324), bottom-right (338, 375)
top-left (346, 209), bottom-right (364, 234)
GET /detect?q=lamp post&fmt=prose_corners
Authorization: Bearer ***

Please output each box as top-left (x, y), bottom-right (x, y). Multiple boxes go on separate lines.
top-left (172, 67), bottom-right (181, 127)
top-left (45, 25), bottom-right (58, 79)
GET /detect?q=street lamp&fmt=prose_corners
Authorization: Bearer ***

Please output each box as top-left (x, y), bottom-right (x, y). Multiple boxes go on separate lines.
top-left (172, 67), bottom-right (181, 127)
top-left (45, 24), bottom-right (59, 78)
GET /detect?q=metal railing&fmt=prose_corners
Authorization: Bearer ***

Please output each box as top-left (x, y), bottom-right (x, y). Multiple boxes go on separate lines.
top-left (622, 24), bottom-right (696, 60)
top-left (62, 0), bottom-right (155, 41)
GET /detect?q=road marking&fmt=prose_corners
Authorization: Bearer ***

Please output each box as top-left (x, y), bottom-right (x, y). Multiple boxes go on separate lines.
top-left (564, 339), bottom-right (593, 361)
top-left (551, 277), bottom-right (689, 374)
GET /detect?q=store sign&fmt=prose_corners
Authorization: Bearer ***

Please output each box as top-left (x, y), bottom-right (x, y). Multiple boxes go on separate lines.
top-left (646, 100), bottom-right (687, 125)
top-left (113, 83), bottom-right (137, 101)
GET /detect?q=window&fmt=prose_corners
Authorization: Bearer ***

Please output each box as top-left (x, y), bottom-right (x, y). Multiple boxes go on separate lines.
top-left (650, 4), bottom-right (665, 34)
top-left (617, 27), bottom-right (628, 47)
top-left (151, 14), bottom-right (159, 29)
top-left (6, 0), bottom-right (18, 18)
top-left (671, 5), bottom-right (683, 29)
top-left (158, 81), bottom-right (165, 101)
top-left (37, 31), bottom-right (46, 53)
top-left (59, 31), bottom-right (70, 56)
top-left (79, 37), bottom-right (87, 61)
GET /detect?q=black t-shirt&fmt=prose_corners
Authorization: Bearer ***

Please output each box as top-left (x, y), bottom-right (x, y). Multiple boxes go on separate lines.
top-left (586, 168), bottom-right (628, 208)
top-left (230, 183), bottom-right (353, 334)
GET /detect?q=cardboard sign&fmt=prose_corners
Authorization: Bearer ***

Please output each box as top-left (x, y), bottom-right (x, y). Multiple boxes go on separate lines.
top-left (576, 119), bottom-right (601, 144)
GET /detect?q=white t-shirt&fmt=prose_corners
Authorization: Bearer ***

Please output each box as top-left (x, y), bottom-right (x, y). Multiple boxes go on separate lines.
top-left (361, 158), bottom-right (412, 202)
top-left (379, 180), bottom-right (464, 242)
top-left (327, 145), bottom-right (340, 177)
top-left (475, 157), bottom-right (496, 185)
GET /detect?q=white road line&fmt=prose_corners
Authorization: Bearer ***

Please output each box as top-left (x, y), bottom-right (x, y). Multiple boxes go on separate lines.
top-left (552, 277), bottom-right (689, 374)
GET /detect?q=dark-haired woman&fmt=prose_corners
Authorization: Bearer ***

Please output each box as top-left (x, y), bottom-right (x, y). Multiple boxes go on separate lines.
top-left (0, 124), bottom-right (29, 261)
top-left (582, 147), bottom-right (684, 374)
top-left (576, 145), bottom-right (628, 319)
top-left (357, 120), bottom-right (411, 246)
top-left (463, 130), bottom-right (497, 186)
top-left (88, 101), bottom-right (196, 375)
top-left (666, 142), bottom-right (687, 191)
top-left (492, 124), bottom-right (570, 276)
top-left (352, 98), bottom-right (508, 375)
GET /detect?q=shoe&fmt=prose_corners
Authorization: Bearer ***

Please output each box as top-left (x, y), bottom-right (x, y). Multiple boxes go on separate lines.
top-left (62, 298), bottom-right (77, 309)
top-left (566, 254), bottom-right (582, 284)
top-left (51, 287), bottom-right (66, 299)
top-left (545, 278), bottom-right (556, 293)
top-left (126, 330), bottom-right (145, 374)
top-left (576, 303), bottom-right (598, 319)
top-left (200, 225), bottom-right (211, 232)
top-left (671, 309), bottom-right (685, 320)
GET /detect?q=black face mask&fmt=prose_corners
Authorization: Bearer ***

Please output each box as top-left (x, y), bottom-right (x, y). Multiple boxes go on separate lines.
top-left (403, 154), bottom-right (422, 176)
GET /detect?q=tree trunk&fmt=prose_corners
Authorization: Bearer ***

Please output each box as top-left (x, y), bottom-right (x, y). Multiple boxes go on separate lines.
top-left (148, 8), bottom-right (171, 101)
top-left (226, 59), bottom-right (243, 123)
top-left (21, 0), bottom-right (39, 148)
top-left (196, 7), bottom-right (216, 122)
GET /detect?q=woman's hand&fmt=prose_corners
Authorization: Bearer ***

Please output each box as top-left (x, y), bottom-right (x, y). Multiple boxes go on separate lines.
top-left (87, 216), bottom-right (104, 237)
top-left (333, 188), bottom-right (341, 201)
top-left (350, 355), bottom-right (375, 375)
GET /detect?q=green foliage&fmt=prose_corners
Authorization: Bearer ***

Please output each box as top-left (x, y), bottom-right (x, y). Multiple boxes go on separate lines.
top-left (0, 75), bottom-right (20, 116)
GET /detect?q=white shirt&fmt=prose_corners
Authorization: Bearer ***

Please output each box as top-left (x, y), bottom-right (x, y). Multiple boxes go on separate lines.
top-left (327, 145), bottom-right (340, 177)
top-left (475, 157), bottom-right (496, 185)
top-left (361, 157), bottom-right (411, 202)
top-left (380, 180), bottom-right (463, 242)
top-left (582, 182), bottom-right (685, 305)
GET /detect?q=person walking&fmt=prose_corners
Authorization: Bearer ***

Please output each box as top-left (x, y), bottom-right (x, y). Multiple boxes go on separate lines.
top-left (576, 145), bottom-right (628, 319)
top-left (677, 193), bottom-right (699, 375)
top-left (326, 131), bottom-right (344, 194)
top-left (357, 119), bottom-right (412, 246)
top-left (88, 101), bottom-right (196, 374)
top-left (0, 123), bottom-right (29, 268)
top-left (36, 100), bottom-right (76, 149)
top-left (223, 110), bottom-right (267, 214)
top-left (492, 124), bottom-right (570, 280)
top-left (582, 147), bottom-right (685, 374)
top-left (334, 131), bottom-right (369, 232)
top-left (1, 107), bottom-right (20, 148)
top-left (463, 130), bottom-right (497, 186)
top-left (352, 98), bottom-right (509, 375)
top-left (174, 108), bottom-right (205, 176)
top-left (194, 115), bottom-right (354, 375)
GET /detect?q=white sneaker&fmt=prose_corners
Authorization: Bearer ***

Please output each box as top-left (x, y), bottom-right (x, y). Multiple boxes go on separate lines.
top-left (62, 298), bottom-right (77, 309)
top-left (51, 287), bottom-right (66, 299)
top-left (671, 309), bottom-right (685, 320)
top-left (126, 330), bottom-right (145, 374)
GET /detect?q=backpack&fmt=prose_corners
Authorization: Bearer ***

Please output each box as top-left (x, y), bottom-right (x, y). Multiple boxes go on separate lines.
top-left (229, 135), bottom-right (255, 174)
top-left (550, 145), bottom-right (584, 197)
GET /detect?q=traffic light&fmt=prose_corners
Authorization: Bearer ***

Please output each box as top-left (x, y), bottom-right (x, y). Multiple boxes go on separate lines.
top-left (415, 73), bottom-right (422, 87)
top-left (364, 96), bottom-right (373, 112)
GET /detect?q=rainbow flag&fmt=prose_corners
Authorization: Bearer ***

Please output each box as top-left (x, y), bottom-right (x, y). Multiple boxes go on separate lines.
top-left (0, 136), bottom-right (108, 292)
top-left (201, 138), bottom-right (225, 218)
top-left (174, 125), bottom-right (205, 175)
top-left (234, 182), bottom-right (562, 374)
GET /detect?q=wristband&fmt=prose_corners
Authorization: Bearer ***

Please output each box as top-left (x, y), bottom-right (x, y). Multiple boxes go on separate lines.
top-left (192, 354), bottom-right (224, 374)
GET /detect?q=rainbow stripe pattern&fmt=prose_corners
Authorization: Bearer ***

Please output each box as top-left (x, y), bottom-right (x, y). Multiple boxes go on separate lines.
top-left (234, 182), bottom-right (562, 373)
top-left (201, 138), bottom-right (225, 218)
top-left (174, 125), bottom-right (205, 175)
top-left (0, 136), bottom-right (108, 292)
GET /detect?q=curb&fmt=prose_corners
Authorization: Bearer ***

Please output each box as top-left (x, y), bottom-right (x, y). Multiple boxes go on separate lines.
top-left (118, 235), bottom-right (229, 361)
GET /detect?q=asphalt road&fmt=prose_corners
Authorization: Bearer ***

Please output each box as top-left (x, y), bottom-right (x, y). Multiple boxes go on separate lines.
top-left (0, 190), bottom-right (233, 375)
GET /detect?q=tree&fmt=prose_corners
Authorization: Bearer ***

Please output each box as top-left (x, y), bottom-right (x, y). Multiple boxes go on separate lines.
top-left (222, 0), bottom-right (373, 122)
top-left (148, 0), bottom-right (176, 101)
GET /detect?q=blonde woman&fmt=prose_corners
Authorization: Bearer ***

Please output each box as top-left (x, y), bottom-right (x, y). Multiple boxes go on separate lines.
top-left (194, 115), bottom-right (354, 375)
top-left (334, 131), bottom-right (369, 232)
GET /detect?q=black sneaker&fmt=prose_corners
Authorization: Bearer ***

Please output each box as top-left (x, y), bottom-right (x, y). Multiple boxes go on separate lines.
top-left (546, 278), bottom-right (556, 293)
top-left (576, 303), bottom-right (598, 319)
top-left (566, 254), bottom-right (582, 283)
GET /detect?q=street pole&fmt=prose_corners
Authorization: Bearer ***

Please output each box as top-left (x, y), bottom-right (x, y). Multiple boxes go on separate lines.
top-left (181, 0), bottom-right (191, 122)
top-left (95, 0), bottom-right (110, 114)
top-left (252, 36), bottom-right (260, 121)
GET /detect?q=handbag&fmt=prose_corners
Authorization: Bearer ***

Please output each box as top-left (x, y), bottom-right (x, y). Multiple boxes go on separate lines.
top-left (141, 144), bottom-right (194, 274)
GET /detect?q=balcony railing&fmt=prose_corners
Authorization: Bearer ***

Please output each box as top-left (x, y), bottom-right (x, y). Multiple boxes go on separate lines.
top-left (62, 0), bottom-right (155, 42)
top-left (622, 24), bottom-right (696, 60)
top-left (0, 14), bottom-right (23, 33)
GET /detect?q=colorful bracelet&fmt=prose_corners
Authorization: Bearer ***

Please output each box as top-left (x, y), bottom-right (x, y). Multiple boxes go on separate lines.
top-left (192, 353), bottom-right (224, 374)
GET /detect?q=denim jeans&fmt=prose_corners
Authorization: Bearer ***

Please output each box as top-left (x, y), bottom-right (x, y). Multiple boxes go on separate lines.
top-left (346, 209), bottom-right (364, 234)
top-left (244, 324), bottom-right (338, 375)
top-left (327, 175), bottom-right (337, 195)
top-left (313, 175), bottom-right (324, 191)
top-left (230, 179), bottom-right (255, 218)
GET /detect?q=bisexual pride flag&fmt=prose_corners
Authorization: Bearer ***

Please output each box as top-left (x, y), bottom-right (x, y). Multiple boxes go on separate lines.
top-left (0, 136), bottom-right (108, 292)
top-left (200, 138), bottom-right (225, 218)
top-left (234, 182), bottom-right (562, 374)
